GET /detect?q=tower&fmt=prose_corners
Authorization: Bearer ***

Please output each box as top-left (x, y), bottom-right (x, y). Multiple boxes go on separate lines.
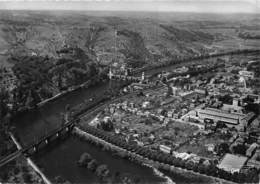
top-left (141, 72), bottom-right (145, 81)
top-left (166, 84), bottom-right (173, 97)
top-left (239, 76), bottom-right (247, 89)
top-left (233, 98), bottom-right (239, 107)
top-left (108, 67), bottom-right (113, 80)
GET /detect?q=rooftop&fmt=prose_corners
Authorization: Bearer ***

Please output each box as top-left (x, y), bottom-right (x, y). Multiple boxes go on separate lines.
top-left (198, 108), bottom-right (246, 121)
top-left (218, 153), bottom-right (248, 173)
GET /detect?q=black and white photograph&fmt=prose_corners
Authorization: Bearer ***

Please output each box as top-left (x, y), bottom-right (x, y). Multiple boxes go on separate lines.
top-left (0, 0), bottom-right (260, 183)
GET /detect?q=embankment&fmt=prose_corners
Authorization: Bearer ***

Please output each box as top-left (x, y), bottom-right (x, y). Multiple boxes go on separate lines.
top-left (72, 127), bottom-right (232, 184)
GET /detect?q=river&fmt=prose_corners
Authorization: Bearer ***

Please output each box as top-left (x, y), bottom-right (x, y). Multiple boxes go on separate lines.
top-left (12, 80), bottom-right (166, 183)
top-left (11, 52), bottom-right (256, 183)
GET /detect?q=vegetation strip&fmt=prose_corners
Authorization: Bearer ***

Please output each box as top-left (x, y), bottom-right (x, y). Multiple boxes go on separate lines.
top-left (73, 126), bottom-right (236, 183)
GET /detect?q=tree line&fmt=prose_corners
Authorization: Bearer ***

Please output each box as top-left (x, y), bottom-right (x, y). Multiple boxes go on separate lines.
top-left (132, 49), bottom-right (260, 75)
top-left (75, 124), bottom-right (259, 183)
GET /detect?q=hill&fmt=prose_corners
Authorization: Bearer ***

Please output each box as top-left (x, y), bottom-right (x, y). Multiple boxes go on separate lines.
top-left (0, 11), bottom-right (260, 69)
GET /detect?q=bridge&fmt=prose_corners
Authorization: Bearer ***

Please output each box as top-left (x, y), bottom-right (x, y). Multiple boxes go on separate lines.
top-left (110, 74), bottom-right (142, 82)
top-left (0, 120), bottom-right (78, 168)
top-left (108, 68), bottom-right (145, 82)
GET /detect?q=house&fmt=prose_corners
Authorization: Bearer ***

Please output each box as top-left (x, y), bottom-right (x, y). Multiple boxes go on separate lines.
top-left (246, 143), bottom-right (258, 157)
top-left (190, 156), bottom-right (201, 164)
top-left (136, 110), bottom-right (143, 116)
top-left (89, 117), bottom-right (100, 127)
top-left (158, 115), bottom-right (165, 122)
top-left (129, 102), bottom-right (135, 108)
top-left (160, 145), bottom-right (172, 154)
top-left (246, 159), bottom-right (260, 169)
top-left (195, 88), bottom-right (206, 95)
top-left (109, 107), bottom-right (115, 114)
top-left (239, 70), bottom-right (254, 79)
top-left (206, 144), bottom-right (215, 152)
top-left (144, 111), bottom-right (150, 117)
top-left (142, 101), bottom-right (150, 109)
top-left (167, 111), bottom-right (174, 118)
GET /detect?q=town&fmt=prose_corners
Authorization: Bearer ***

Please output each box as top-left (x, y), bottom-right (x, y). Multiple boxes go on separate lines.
top-left (79, 55), bottom-right (260, 183)
top-left (0, 5), bottom-right (260, 184)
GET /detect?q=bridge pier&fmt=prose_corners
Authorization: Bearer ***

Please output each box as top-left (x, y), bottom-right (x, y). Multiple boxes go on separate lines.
top-left (45, 138), bottom-right (49, 144)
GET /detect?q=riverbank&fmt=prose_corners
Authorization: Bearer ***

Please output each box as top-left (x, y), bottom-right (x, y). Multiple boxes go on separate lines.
top-left (14, 76), bottom-right (105, 115)
top-left (10, 132), bottom-right (50, 184)
top-left (72, 126), bottom-right (231, 184)
top-left (0, 133), bottom-right (46, 184)
top-left (72, 127), bottom-right (171, 183)
top-left (133, 49), bottom-right (260, 75)
top-left (37, 77), bottom-right (101, 107)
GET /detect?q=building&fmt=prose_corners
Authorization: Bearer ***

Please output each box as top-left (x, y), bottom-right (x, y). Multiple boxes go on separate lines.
top-left (195, 88), bottom-right (206, 95)
top-left (159, 145), bottom-right (172, 154)
top-left (222, 98), bottom-right (244, 113)
top-left (130, 82), bottom-right (150, 90)
top-left (142, 101), bottom-right (150, 109)
top-left (197, 107), bottom-right (254, 126)
top-left (239, 70), bottom-right (254, 79)
top-left (218, 153), bottom-right (248, 173)
top-left (173, 152), bottom-right (192, 160)
top-left (172, 86), bottom-right (180, 96)
top-left (246, 143), bottom-right (258, 158)
top-left (246, 159), bottom-right (260, 170)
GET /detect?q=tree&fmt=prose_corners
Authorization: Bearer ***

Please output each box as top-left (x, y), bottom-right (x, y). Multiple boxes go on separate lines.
top-left (232, 144), bottom-right (247, 155)
top-left (77, 152), bottom-right (92, 167)
top-left (216, 121), bottom-right (227, 130)
top-left (96, 164), bottom-right (110, 179)
top-left (185, 161), bottom-right (195, 170)
top-left (0, 88), bottom-right (9, 119)
top-left (236, 172), bottom-right (246, 183)
top-left (87, 159), bottom-right (98, 171)
top-left (215, 142), bottom-right (230, 156)
top-left (206, 164), bottom-right (218, 176)
top-left (197, 163), bottom-right (206, 174)
top-left (12, 56), bottom-right (54, 107)
top-left (22, 172), bottom-right (32, 183)
top-left (100, 120), bottom-right (114, 131)
top-left (244, 168), bottom-right (259, 183)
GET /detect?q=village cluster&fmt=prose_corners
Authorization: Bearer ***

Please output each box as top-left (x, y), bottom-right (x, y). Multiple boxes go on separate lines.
top-left (82, 57), bottom-right (260, 180)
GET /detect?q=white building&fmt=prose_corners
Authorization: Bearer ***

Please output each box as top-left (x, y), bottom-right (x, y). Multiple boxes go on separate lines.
top-left (239, 70), bottom-right (254, 79)
top-left (160, 145), bottom-right (172, 154)
top-left (197, 107), bottom-right (254, 126)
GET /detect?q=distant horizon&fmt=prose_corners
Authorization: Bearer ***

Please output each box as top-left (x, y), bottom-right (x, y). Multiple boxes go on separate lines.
top-left (0, 9), bottom-right (260, 14)
top-left (0, 0), bottom-right (259, 14)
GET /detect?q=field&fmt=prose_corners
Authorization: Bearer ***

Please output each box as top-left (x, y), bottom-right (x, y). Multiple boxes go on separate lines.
top-left (177, 131), bottom-right (232, 159)
top-left (152, 121), bottom-right (199, 149)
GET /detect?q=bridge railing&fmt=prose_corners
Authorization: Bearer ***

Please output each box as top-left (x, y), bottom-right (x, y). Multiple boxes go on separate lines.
top-left (23, 121), bottom-right (77, 153)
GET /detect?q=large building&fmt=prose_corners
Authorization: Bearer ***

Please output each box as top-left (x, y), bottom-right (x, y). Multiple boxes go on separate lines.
top-left (197, 107), bottom-right (254, 126)
top-left (218, 153), bottom-right (248, 173)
